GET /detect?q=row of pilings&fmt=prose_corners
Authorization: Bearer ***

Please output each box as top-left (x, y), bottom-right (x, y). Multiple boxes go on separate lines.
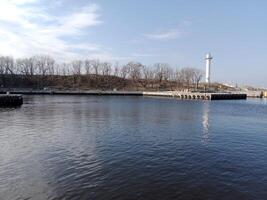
top-left (143, 91), bottom-right (247, 100)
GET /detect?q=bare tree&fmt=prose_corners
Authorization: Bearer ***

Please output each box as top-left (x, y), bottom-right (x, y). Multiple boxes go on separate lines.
top-left (100, 62), bottom-right (112, 76)
top-left (0, 57), bottom-right (4, 74)
top-left (47, 58), bottom-right (55, 75)
top-left (28, 57), bottom-right (36, 76)
top-left (61, 62), bottom-right (71, 76)
top-left (16, 57), bottom-right (36, 76)
top-left (162, 65), bottom-right (173, 81)
top-left (154, 63), bottom-right (170, 84)
top-left (192, 68), bottom-right (204, 90)
top-left (84, 59), bottom-right (93, 75)
top-left (141, 65), bottom-right (154, 88)
top-left (126, 61), bottom-right (143, 81)
top-left (91, 59), bottom-right (100, 75)
top-left (120, 64), bottom-right (130, 79)
top-left (0, 56), bottom-right (14, 74)
top-left (54, 63), bottom-right (61, 76)
top-left (0, 53), bottom-right (208, 91)
top-left (174, 69), bottom-right (183, 88)
top-left (113, 62), bottom-right (120, 77)
top-left (180, 67), bottom-right (195, 90)
top-left (16, 58), bottom-right (30, 75)
top-left (71, 60), bottom-right (83, 75)
top-left (34, 55), bottom-right (54, 76)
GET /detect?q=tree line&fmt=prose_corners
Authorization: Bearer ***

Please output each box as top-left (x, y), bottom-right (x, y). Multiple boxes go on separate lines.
top-left (0, 55), bottom-right (204, 90)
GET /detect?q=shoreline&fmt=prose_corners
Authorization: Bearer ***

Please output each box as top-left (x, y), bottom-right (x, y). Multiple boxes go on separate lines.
top-left (0, 90), bottom-right (248, 100)
top-left (0, 90), bottom-right (143, 96)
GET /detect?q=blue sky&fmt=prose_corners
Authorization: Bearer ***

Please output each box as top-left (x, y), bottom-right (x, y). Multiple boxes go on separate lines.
top-left (0, 0), bottom-right (266, 87)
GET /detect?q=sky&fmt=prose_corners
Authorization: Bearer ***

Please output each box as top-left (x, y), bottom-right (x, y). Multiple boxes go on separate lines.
top-left (0, 0), bottom-right (266, 87)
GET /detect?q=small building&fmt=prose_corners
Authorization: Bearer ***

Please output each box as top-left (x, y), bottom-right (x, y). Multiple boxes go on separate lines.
top-left (264, 91), bottom-right (267, 98)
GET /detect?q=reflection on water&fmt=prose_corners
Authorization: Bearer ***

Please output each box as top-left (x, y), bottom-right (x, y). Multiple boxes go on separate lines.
top-left (0, 96), bottom-right (267, 200)
top-left (202, 102), bottom-right (210, 144)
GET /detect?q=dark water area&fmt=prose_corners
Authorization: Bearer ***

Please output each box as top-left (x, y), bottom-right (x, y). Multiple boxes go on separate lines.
top-left (0, 96), bottom-right (267, 200)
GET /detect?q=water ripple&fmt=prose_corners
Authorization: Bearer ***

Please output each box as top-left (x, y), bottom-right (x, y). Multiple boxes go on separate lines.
top-left (0, 96), bottom-right (267, 199)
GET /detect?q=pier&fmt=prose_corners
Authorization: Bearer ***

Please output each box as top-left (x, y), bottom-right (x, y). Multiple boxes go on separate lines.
top-left (0, 90), bottom-right (247, 101)
top-left (143, 91), bottom-right (247, 100)
top-left (0, 94), bottom-right (23, 107)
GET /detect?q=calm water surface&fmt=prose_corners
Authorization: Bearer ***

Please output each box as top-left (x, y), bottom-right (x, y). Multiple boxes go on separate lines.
top-left (0, 96), bottom-right (267, 200)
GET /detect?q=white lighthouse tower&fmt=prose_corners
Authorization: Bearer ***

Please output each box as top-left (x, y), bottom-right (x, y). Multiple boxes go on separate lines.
top-left (205, 53), bottom-right (212, 84)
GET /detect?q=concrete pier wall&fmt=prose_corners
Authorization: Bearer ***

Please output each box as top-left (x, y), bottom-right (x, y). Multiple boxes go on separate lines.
top-left (0, 90), bottom-right (247, 103)
top-left (0, 95), bottom-right (23, 107)
top-left (143, 91), bottom-right (247, 100)
top-left (0, 90), bottom-right (143, 96)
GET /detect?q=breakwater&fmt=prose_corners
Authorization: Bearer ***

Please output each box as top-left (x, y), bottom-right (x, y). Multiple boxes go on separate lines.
top-left (0, 90), bottom-right (143, 96)
top-left (0, 94), bottom-right (23, 107)
top-left (143, 91), bottom-right (247, 100)
top-left (0, 90), bottom-right (247, 100)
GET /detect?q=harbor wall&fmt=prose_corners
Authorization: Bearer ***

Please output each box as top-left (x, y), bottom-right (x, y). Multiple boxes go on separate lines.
top-left (0, 91), bottom-right (247, 107)
top-left (0, 95), bottom-right (23, 107)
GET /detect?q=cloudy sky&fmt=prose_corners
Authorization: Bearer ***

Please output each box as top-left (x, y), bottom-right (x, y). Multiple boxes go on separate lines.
top-left (0, 0), bottom-right (266, 87)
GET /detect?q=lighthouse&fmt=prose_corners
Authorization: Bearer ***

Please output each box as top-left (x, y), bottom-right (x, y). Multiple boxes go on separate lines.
top-left (205, 53), bottom-right (212, 84)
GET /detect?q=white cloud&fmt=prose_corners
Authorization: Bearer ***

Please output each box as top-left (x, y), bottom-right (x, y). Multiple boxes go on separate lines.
top-left (7, 0), bottom-right (37, 4)
top-left (59, 5), bottom-right (102, 32)
top-left (41, 4), bottom-right (102, 37)
top-left (0, 1), bottom-right (117, 61)
top-left (144, 29), bottom-right (181, 40)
